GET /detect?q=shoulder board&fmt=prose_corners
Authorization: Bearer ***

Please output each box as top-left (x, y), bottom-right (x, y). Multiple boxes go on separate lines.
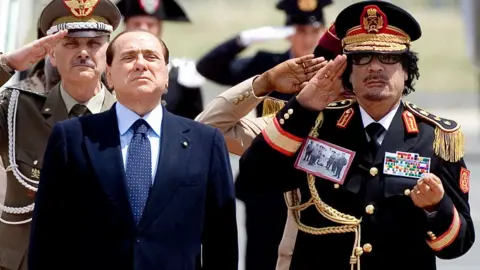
top-left (325, 99), bottom-right (355, 110)
top-left (404, 101), bottom-right (459, 132)
top-left (169, 57), bottom-right (205, 88)
top-left (404, 101), bottom-right (464, 162)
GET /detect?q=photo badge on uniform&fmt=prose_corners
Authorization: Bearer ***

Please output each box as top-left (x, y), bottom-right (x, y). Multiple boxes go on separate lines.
top-left (383, 151), bottom-right (431, 179)
top-left (294, 137), bottom-right (356, 185)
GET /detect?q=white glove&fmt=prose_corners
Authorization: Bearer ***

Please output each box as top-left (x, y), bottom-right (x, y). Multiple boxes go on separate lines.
top-left (170, 58), bottom-right (206, 88)
top-left (238, 26), bottom-right (296, 47)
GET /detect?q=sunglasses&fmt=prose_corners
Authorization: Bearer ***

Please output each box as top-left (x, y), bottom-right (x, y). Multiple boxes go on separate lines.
top-left (351, 54), bottom-right (402, 65)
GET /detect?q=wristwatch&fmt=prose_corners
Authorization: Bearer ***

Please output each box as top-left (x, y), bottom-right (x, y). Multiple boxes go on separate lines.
top-left (0, 53), bottom-right (15, 75)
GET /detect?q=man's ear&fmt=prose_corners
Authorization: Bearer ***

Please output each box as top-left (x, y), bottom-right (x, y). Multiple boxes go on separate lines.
top-left (48, 49), bottom-right (57, 67)
top-left (106, 65), bottom-right (113, 88)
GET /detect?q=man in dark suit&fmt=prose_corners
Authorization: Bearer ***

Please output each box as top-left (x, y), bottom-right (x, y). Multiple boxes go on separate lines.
top-left (115, 0), bottom-right (205, 120)
top-left (28, 29), bottom-right (238, 270)
top-left (237, 2), bottom-right (474, 270)
top-left (196, 0), bottom-right (332, 117)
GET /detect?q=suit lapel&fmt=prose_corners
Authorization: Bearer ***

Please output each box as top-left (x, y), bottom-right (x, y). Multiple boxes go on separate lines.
top-left (372, 103), bottom-right (419, 166)
top-left (41, 85), bottom-right (69, 128)
top-left (139, 109), bottom-right (191, 231)
top-left (84, 107), bottom-right (135, 230)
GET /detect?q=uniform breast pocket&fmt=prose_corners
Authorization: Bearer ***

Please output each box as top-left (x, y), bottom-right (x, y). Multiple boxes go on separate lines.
top-left (15, 149), bottom-right (43, 181)
top-left (384, 175), bottom-right (418, 198)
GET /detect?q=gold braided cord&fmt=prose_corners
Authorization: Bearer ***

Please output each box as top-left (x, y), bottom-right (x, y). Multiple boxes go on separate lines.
top-left (285, 112), bottom-right (364, 270)
top-left (344, 42), bottom-right (407, 53)
top-left (342, 33), bottom-right (410, 46)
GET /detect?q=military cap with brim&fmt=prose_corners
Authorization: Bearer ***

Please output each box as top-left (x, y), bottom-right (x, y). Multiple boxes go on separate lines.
top-left (276, 0), bottom-right (332, 27)
top-left (39, 0), bottom-right (121, 38)
top-left (335, 1), bottom-right (422, 54)
top-left (116, 0), bottom-right (190, 22)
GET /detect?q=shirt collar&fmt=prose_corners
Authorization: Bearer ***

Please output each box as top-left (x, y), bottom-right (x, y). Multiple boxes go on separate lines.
top-left (115, 102), bottom-right (163, 137)
top-left (60, 83), bottom-right (106, 114)
top-left (359, 102), bottom-right (401, 131)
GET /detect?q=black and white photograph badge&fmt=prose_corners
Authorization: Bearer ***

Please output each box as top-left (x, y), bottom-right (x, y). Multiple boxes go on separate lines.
top-left (294, 137), bottom-right (356, 185)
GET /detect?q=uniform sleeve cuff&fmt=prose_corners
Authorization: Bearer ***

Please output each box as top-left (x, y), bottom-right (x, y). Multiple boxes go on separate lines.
top-left (425, 195), bottom-right (461, 251)
top-left (262, 97), bottom-right (320, 156)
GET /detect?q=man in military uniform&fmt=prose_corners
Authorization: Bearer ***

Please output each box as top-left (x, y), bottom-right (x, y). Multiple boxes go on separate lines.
top-left (196, 0), bottom-right (332, 117)
top-left (115, 0), bottom-right (205, 120)
top-left (0, 1), bottom-right (120, 269)
top-left (237, 2), bottom-right (475, 270)
top-left (196, 26), bottom-right (346, 270)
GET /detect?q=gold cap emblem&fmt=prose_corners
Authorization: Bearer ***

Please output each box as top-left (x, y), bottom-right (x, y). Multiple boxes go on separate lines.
top-left (63, 0), bottom-right (99, 17)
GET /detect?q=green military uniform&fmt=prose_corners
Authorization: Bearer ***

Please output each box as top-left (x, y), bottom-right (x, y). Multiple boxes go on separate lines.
top-left (0, 1), bottom-right (121, 269)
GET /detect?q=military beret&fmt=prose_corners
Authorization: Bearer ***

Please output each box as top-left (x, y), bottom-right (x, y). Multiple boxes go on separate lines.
top-left (314, 23), bottom-right (341, 60)
top-left (39, 0), bottom-right (122, 38)
top-left (116, 0), bottom-right (190, 22)
top-left (334, 1), bottom-right (422, 53)
top-left (276, 0), bottom-right (332, 27)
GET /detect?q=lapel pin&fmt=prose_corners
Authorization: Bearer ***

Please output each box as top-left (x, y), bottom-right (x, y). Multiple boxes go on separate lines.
top-left (182, 141), bottom-right (188, 148)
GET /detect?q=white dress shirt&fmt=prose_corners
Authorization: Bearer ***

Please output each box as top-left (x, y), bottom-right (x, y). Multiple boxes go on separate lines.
top-left (115, 102), bottom-right (163, 182)
top-left (359, 102), bottom-right (401, 144)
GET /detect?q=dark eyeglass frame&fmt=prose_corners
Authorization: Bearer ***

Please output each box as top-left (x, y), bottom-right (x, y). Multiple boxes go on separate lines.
top-left (350, 53), bottom-right (403, 66)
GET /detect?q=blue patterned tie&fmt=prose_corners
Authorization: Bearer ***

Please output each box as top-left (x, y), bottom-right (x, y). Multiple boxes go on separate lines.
top-left (125, 119), bottom-right (152, 224)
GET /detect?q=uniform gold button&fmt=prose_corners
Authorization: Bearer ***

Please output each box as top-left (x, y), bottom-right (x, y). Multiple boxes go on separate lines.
top-left (365, 205), bottom-right (375, 214)
top-left (284, 113), bottom-right (290, 119)
top-left (369, 167), bottom-right (378, 176)
top-left (287, 109), bottom-right (293, 115)
top-left (33, 160), bottom-right (38, 165)
top-left (244, 92), bottom-right (250, 98)
top-left (334, 184), bottom-right (340, 189)
top-left (363, 243), bottom-right (372, 253)
top-left (238, 95), bottom-right (244, 101)
top-left (279, 119), bottom-right (285, 125)
top-left (404, 189), bottom-right (411, 196)
top-left (233, 98), bottom-right (239, 105)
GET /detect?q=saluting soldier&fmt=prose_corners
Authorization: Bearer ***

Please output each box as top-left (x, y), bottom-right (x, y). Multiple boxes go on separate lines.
top-left (0, 1), bottom-right (120, 269)
top-left (196, 0), bottom-right (332, 117)
top-left (115, 0), bottom-right (205, 120)
top-left (237, 1), bottom-right (475, 270)
top-left (196, 25), bottom-right (348, 270)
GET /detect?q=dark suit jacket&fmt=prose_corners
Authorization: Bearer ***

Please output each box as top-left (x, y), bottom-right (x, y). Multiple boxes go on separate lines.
top-left (196, 37), bottom-right (294, 116)
top-left (28, 105), bottom-right (238, 270)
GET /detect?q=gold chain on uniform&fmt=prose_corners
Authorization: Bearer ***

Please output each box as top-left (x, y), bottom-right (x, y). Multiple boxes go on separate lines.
top-left (284, 112), bottom-right (364, 270)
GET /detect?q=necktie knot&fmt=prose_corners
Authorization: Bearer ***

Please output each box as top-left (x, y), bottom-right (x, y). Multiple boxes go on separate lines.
top-left (131, 119), bottom-right (149, 135)
top-left (69, 104), bottom-right (90, 118)
top-left (366, 122), bottom-right (385, 141)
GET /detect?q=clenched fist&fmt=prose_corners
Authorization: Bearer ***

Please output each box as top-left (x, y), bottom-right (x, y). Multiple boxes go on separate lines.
top-left (410, 173), bottom-right (445, 212)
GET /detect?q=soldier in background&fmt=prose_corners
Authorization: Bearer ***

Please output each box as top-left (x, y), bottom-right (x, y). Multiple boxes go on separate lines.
top-left (196, 0), bottom-right (333, 117)
top-left (115, 0), bottom-right (205, 119)
top-left (0, 1), bottom-right (119, 269)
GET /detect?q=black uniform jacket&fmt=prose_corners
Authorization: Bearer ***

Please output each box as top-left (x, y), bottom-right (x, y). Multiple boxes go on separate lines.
top-left (236, 97), bottom-right (475, 270)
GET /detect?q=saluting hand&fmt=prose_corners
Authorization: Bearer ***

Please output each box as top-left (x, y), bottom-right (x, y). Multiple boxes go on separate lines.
top-left (3, 30), bottom-right (68, 72)
top-left (296, 54), bottom-right (347, 111)
top-left (252, 54), bottom-right (327, 97)
top-left (410, 173), bottom-right (445, 212)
